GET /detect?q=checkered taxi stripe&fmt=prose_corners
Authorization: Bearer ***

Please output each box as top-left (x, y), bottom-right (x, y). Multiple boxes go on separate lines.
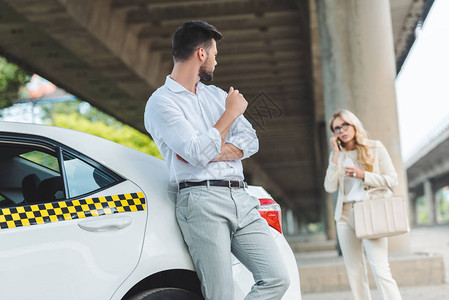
top-left (0, 192), bottom-right (146, 230)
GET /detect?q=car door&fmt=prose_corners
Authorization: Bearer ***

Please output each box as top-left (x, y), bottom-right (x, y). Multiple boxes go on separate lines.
top-left (0, 134), bottom-right (147, 300)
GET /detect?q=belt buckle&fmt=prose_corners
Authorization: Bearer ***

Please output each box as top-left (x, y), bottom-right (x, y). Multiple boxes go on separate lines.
top-left (228, 180), bottom-right (245, 188)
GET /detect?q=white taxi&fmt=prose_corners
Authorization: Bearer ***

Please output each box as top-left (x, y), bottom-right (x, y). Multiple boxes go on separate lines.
top-left (0, 121), bottom-right (301, 300)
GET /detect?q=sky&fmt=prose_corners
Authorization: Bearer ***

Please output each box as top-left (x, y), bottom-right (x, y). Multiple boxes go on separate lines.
top-left (396, 0), bottom-right (449, 162)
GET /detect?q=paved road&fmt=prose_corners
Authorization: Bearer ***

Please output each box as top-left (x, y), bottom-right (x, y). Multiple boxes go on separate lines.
top-left (302, 224), bottom-right (449, 300)
top-left (302, 284), bottom-right (449, 300)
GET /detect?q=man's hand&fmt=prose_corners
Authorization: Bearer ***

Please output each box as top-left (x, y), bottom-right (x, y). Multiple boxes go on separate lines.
top-left (225, 87), bottom-right (247, 118)
top-left (213, 87), bottom-right (247, 145)
top-left (176, 154), bottom-right (188, 163)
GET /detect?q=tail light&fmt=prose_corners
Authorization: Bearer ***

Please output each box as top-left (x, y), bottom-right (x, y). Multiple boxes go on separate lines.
top-left (258, 198), bottom-right (282, 234)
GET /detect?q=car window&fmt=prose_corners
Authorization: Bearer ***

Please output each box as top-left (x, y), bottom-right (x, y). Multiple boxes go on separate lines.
top-left (0, 193), bottom-right (11, 206)
top-left (62, 151), bottom-right (115, 198)
top-left (20, 150), bottom-right (59, 172)
top-left (0, 143), bottom-right (63, 207)
top-left (1, 141), bottom-right (118, 207)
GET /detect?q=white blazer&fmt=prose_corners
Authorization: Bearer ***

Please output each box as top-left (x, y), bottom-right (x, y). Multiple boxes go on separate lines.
top-left (324, 140), bottom-right (398, 221)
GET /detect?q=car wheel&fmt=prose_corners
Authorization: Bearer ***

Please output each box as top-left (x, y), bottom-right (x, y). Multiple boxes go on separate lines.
top-left (128, 287), bottom-right (203, 300)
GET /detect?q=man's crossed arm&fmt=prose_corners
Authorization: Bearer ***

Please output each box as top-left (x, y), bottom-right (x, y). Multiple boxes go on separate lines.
top-left (177, 143), bottom-right (242, 163)
top-left (176, 86), bottom-right (248, 164)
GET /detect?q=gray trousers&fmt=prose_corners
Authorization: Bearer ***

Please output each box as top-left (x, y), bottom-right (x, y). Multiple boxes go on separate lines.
top-left (176, 186), bottom-right (290, 300)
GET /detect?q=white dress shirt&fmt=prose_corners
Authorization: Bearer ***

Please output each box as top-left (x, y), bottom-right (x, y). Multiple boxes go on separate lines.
top-left (144, 75), bottom-right (259, 184)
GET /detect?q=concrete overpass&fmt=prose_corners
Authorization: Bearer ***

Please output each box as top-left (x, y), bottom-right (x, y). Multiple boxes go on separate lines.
top-left (0, 0), bottom-right (435, 239)
top-left (407, 119), bottom-right (449, 225)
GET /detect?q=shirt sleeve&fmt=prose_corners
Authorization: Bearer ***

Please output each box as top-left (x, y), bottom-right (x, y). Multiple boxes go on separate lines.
top-left (145, 96), bottom-right (221, 168)
top-left (324, 152), bottom-right (343, 193)
top-left (226, 115), bottom-right (259, 159)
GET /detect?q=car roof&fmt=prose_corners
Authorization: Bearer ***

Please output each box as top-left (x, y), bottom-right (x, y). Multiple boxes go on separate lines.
top-left (0, 121), bottom-right (167, 180)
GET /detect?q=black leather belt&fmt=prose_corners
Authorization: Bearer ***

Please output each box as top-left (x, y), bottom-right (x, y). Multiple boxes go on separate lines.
top-left (179, 180), bottom-right (247, 190)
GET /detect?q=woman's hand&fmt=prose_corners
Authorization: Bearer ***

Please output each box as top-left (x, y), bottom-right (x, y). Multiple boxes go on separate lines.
top-left (344, 164), bottom-right (365, 180)
top-left (330, 136), bottom-right (340, 164)
top-left (330, 135), bottom-right (340, 153)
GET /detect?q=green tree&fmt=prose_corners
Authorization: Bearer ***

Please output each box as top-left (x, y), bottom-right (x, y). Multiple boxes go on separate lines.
top-left (52, 113), bottom-right (162, 159)
top-left (40, 100), bottom-right (117, 125)
top-left (0, 56), bottom-right (30, 110)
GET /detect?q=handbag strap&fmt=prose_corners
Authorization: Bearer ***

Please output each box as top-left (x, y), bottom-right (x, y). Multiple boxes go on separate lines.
top-left (364, 177), bottom-right (395, 201)
top-left (366, 187), bottom-right (389, 195)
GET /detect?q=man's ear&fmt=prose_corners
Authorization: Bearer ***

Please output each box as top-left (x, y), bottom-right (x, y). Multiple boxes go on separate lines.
top-left (197, 47), bottom-right (207, 62)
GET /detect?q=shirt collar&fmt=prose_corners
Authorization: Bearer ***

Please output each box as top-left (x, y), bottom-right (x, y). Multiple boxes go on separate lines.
top-left (164, 75), bottom-right (206, 94)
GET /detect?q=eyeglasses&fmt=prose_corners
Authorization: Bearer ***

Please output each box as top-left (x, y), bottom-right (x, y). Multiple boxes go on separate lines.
top-left (333, 122), bottom-right (351, 133)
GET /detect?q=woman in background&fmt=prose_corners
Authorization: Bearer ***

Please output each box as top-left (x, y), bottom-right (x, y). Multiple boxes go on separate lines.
top-left (324, 109), bottom-right (402, 300)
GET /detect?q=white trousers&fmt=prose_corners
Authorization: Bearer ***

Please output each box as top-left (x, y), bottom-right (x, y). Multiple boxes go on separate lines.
top-left (336, 202), bottom-right (402, 300)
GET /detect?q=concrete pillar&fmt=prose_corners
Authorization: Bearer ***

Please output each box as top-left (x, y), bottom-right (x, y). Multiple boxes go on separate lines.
top-left (435, 189), bottom-right (442, 224)
top-left (316, 0), bottom-right (409, 252)
top-left (308, 0), bottom-right (336, 241)
top-left (285, 208), bottom-right (296, 236)
top-left (409, 191), bottom-right (418, 226)
top-left (325, 192), bottom-right (336, 240)
top-left (435, 188), bottom-right (442, 224)
top-left (423, 180), bottom-right (437, 224)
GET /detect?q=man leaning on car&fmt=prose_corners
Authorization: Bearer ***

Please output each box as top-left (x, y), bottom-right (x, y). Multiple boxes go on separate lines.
top-left (144, 20), bottom-right (290, 300)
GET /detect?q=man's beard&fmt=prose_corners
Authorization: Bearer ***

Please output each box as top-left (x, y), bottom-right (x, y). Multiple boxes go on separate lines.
top-left (199, 63), bottom-right (214, 82)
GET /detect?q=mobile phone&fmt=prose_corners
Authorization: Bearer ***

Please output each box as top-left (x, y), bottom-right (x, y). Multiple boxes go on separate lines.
top-left (337, 138), bottom-right (342, 150)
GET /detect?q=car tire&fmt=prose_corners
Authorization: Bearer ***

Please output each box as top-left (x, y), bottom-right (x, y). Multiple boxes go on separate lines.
top-left (128, 287), bottom-right (203, 300)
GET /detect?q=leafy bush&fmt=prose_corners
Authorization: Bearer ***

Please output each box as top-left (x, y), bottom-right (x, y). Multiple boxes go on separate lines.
top-left (0, 57), bottom-right (30, 110)
top-left (52, 113), bottom-right (162, 159)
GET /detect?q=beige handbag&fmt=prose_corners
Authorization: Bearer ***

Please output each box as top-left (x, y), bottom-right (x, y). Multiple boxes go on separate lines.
top-left (354, 186), bottom-right (410, 239)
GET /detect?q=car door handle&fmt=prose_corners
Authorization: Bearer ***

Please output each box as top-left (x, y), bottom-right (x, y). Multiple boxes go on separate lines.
top-left (78, 216), bottom-right (133, 232)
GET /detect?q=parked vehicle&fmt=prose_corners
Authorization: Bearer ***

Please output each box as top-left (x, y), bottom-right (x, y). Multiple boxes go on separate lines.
top-left (0, 121), bottom-right (301, 300)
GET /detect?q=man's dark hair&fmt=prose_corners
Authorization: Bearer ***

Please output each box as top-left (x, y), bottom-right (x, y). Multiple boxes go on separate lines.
top-left (172, 20), bottom-right (222, 62)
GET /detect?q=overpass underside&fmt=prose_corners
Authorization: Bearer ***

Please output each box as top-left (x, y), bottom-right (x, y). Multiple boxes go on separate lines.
top-left (407, 123), bottom-right (449, 225)
top-left (0, 0), bottom-right (432, 235)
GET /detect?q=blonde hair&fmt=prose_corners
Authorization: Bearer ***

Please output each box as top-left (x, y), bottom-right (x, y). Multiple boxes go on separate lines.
top-left (329, 109), bottom-right (374, 172)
